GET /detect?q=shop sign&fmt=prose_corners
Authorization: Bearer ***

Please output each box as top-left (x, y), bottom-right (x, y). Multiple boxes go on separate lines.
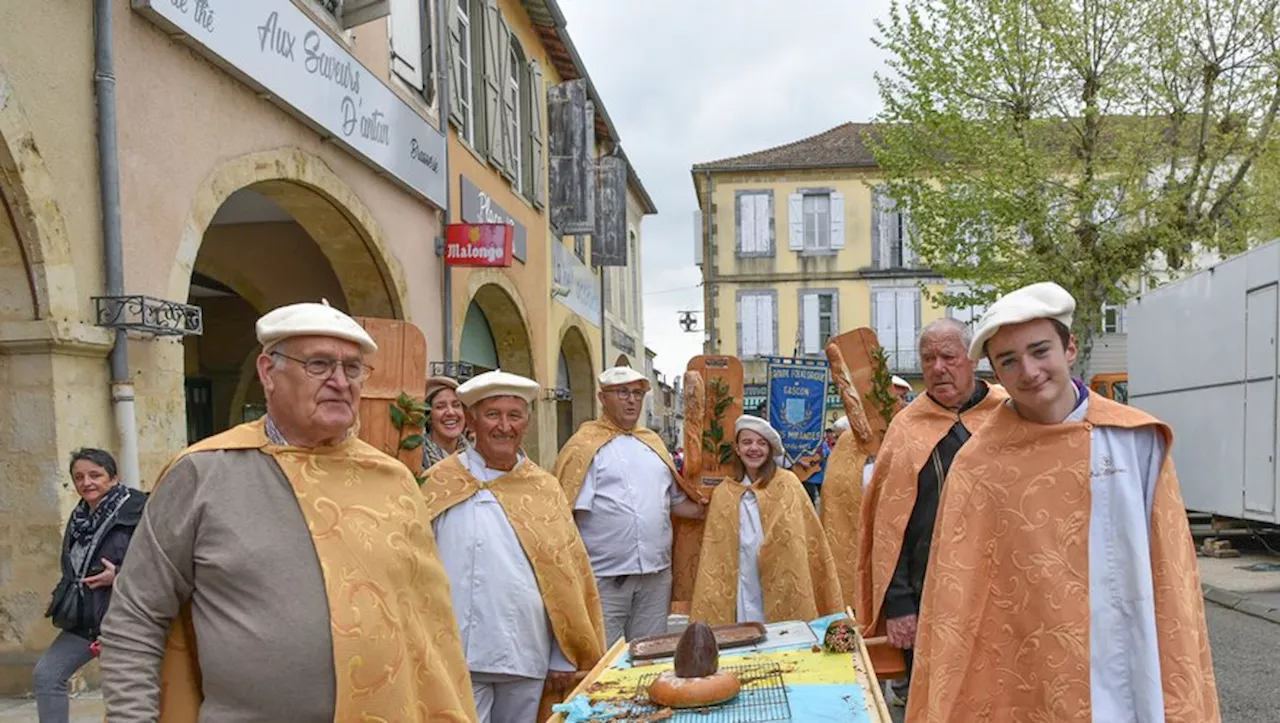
top-left (460, 177), bottom-right (527, 262)
top-left (551, 242), bottom-right (601, 327)
top-left (134, 0), bottom-right (447, 208)
top-left (444, 224), bottom-right (513, 267)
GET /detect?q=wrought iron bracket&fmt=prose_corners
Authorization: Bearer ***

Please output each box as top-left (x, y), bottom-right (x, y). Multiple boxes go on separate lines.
top-left (429, 361), bottom-right (476, 381)
top-left (92, 295), bottom-right (203, 337)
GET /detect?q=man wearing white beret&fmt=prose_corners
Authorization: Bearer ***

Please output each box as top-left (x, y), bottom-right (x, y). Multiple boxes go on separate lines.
top-left (422, 370), bottom-right (604, 723)
top-left (553, 366), bottom-right (708, 647)
top-left (100, 300), bottom-right (476, 722)
top-left (908, 282), bottom-right (1220, 722)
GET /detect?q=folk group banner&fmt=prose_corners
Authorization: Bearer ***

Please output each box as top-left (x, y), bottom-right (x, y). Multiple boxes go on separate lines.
top-left (765, 357), bottom-right (829, 469)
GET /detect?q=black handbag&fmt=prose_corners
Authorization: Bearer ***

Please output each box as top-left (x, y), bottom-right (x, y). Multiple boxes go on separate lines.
top-left (46, 578), bottom-right (89, 633)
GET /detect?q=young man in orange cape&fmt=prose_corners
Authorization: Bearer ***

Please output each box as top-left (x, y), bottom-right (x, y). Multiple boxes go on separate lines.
top-left (552, 366), bottom-right (707, 647)
top-left (98, 301), bottom-right (476, 722)
top-left (908, 282), bottom-right (1219, 722)
top-left (422, 369), bottom-right (605, 723)
top-left (856, 318), bottom-right (1006, 702)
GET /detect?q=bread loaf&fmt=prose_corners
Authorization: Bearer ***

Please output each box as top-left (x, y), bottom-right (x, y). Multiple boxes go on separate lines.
top-left (825, 342), bottom-right (873, 446)
top-left (682, 371), bottom-right (706, 481)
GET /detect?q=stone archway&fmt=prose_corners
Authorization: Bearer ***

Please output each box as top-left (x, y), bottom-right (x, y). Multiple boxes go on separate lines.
top-left (556, 323), bottom-right (595, 448)
top-left (458, 279), bottom-right (538, 459)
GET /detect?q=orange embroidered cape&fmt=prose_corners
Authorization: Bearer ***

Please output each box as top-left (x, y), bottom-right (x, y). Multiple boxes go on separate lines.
top-left (552, 417), bottom-right (706, 505)
top-left (907, 393), bottom-right (1220, 722)
top-left (422, 454), bottom-right (606, 670)
top-left (856, 383), bottom-right (1006, 636)
top-left (689, 468), bottom-right (844, 625)
top-left (819, 431), bottom-right (870, 610)
top-left (154, 420), bottom-right (476, 722)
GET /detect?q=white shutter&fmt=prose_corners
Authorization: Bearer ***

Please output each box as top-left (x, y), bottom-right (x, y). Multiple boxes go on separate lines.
top-left (897, 292), bottom-right (916, 370)
top-left (390, 0), bottom-right (424, 90)
top-left (528, 60), bottom-right (545, 208)
top-left (754, 194), bottom-right (770, 254)
top-left (877, 190), bottom-right (895, 268)
top-left (759, 295), bottom-right (775, 354)
top-left (830, 191), bottom-right (845, 250)
top-left (803, 293), bottom-right (821, 354)
top-left (788, 193), bottom-right (803, 250)
top-left (901, 210), bottom-right (916, 267)
top-left (874, 290), bottom-right (896, 359)
top-left (481, 0), bottom-right (505, 169)
top-left (740, 295), bottom-right (758, 356)
top-left (738, 195), bottom-right (755, 253)
top-left (446, 0), bottom-right (464, 127)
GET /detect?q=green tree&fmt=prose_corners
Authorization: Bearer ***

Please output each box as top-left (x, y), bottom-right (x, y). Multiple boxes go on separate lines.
top-left (871, 0), bottom-right (1280, 359)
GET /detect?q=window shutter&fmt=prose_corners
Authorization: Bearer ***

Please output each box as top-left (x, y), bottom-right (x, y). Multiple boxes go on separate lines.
top-left (896, 292), bottom-right (916, 370)
top-left (803, 293), bottom-right (820, 354)
top-left (762, 295), bottom-right (776, 355)
top-left (882, 191), bottom-right (898, 267)
top-left (481, 0), bottom-right (506, 170)
top-left (446, 0), bottom-right (464, 127)
top-left (788, 193), bottom-right (803, 251)
top-left (527, 60), bottom-right (545, 208)
top-left (873, 290), bottom-right (895, 356)
top-left (740, 296), bottom-right (758, 356)
top-left (766, 192), bottom-right (776, 254)
top-left (830, 191), bottom-right (845, 250)
top-left (421, 0), bottom-right (435, 105)
top-left (498, 21), bottom-right (516, 182)
top-left (828, 290), bottom-right (839, 340)
top-left (736, 194), bottom-right (749, 254)
top-left (755, 194), bottom-right (771, 255)
top-left (901, 209), bottom-right (915, 267)
top-left (389, 0), bottom-right (424, 91)
top-left (870, 189), bottom-right (881, 268)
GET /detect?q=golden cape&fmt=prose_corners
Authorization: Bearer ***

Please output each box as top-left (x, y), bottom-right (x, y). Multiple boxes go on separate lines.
top-left (421, 454), bottom-right (606, 670)
top-left (154, 420), bottom-right (476, 722)
top-left (689, 468), bottom-right (844, 625)
top-left (908, 393), bottom-right (1220, 722)
top-left (553, 417), bottom-right (706, 504)
top-left (856, 383), bottom-right (1006, 636)
top-left (819, 431), bottom-right (869, 610)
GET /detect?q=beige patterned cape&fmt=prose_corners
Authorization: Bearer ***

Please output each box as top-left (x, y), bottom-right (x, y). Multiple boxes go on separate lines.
top-left (819, 431), bottom-right (869, 611)
top-left (421, 454), bottom-right (606, 671)
top-left (689, 468), bottom-right (844, 625)
top-left (154, 419), bottom-right (477, 722)
top-left (552, 417), bottom-right (706, 506)
top-left (907, 393), bottom-right (1220, 722)
top-left (856, 383), bottom-right (1007, 637)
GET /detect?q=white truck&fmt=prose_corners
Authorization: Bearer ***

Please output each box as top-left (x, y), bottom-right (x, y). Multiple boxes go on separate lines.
top-left (1128, 239), bottom-right (1280, 525)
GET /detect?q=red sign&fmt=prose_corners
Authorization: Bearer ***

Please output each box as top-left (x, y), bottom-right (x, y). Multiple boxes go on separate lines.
top-left (444, 223), bottom-right (514, 267)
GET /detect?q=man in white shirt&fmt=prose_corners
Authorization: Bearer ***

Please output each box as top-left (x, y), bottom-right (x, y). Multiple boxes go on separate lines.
top-left (423, 370), bottom-right (604, 723)
top-left (554, 366), bottom-right (707, 646)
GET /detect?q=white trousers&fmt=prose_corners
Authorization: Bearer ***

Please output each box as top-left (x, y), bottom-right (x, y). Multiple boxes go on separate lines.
top-left (597, 567), bottom-right (672, 647)
top-left (471, 672), bottom-right (544, 723)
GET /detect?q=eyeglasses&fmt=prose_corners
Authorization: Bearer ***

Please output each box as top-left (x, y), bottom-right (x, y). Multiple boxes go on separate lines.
top-left (272, 352), bottom-right (372, 383)
top-left (606, 389), bottom-right (647, 401)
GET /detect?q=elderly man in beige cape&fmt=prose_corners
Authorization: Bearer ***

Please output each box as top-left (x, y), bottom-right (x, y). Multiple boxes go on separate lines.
top-left (553, 366), bottom-right (707, 647)
top-left (422, 370), bottom-right (604, 723)
top-left (99, 301), bottom-right (476, 722)
top-left (909, 283), bottom-right (1218, 722)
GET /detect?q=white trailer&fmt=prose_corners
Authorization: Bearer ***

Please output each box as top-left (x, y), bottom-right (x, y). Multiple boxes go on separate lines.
top-left (1128, 239), bottom-right (1280, 524)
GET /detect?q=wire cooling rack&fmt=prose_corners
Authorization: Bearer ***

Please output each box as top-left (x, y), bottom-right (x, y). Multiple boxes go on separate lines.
top-left (620, 662), bottom-right (791, 722)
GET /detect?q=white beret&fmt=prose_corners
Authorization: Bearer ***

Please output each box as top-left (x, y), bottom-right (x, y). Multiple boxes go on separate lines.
top-left (456, 369), bottom-right (540, 407)
top-left (969, 282), bottom-right (1076, 361)
top-left (734, 415), bottom-right (784, 458)
top-left (256, 299), bottom-right (377, 355)
top-left (599, 366), bottom-right (649, 388)
top-left (891, 375), bottom-right (911, 391)
top-left (833, 416), bottom-right (851, 433)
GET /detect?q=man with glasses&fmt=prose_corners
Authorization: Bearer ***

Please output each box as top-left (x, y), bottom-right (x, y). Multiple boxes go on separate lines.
top-left (100, 300), bottom-right (476, 722)
top-left (554, 366), bottom-right (708, 646)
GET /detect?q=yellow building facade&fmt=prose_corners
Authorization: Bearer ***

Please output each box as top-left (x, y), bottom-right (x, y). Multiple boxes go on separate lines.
top-left (693, 124), bottom-right (982, 413)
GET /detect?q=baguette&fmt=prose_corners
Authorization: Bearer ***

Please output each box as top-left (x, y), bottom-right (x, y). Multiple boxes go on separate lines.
top-left (824, 342), bottom-right (873, 446)
top-left (682, 371), bottom-right (706, 481)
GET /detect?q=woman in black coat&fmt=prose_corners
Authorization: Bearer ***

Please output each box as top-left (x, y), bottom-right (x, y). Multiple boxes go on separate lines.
top-left (34, 448), bottom-right (145, 723)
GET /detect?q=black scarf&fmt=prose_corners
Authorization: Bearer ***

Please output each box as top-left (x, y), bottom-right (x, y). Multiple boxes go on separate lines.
top-left (68, 484), bottom-right (129, 546)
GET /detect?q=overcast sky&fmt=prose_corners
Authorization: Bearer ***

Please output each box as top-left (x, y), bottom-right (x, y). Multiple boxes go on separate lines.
top-left (556, 0), bottom-right (895, 380)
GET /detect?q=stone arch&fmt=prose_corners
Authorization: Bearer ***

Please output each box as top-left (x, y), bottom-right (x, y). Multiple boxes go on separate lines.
top-left (456, 272), bottom-right (535, 379)
top-left (555, 321), bottom-right (595, 447)
top-left (166, 148), bottom-right (409, 319)
top-left (0, 64), bottom-right (79, 321)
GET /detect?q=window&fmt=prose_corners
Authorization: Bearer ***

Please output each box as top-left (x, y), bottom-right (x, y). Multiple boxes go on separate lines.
top-left (873, 187), bottom-right (914, 269)
top-left (573, 235), bottom-right (586, 262)
top-left (800, 290), bottom-right (838, 355)
top-left (736, 191), bottom-right (773, 256)
top-left (873, 288), bottom-right (921, 372)
top-left (505, 44), bottom-right (523, 193)
top-left (1102, 304), bottom-right (1125, 334)
top-left (945, 284), bottom-right (989, 327)
top-left (455, 0), bottom-right (475, 144)
top-left (803, 194), bottom-right (831, 251)
top-left (389, 0), bottom-right (432, 94)
top-left (738, 292), bottom-right (777, 358)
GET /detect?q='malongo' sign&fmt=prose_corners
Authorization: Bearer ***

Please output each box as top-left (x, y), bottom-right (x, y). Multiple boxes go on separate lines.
top-left (444, 224), bottom-right (514, 267)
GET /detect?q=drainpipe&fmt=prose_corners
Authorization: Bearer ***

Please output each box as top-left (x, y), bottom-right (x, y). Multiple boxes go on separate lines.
top-left (436, 0), bottom-right (455, 364)
top-left (95, 0), bottom-right (140, 489)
